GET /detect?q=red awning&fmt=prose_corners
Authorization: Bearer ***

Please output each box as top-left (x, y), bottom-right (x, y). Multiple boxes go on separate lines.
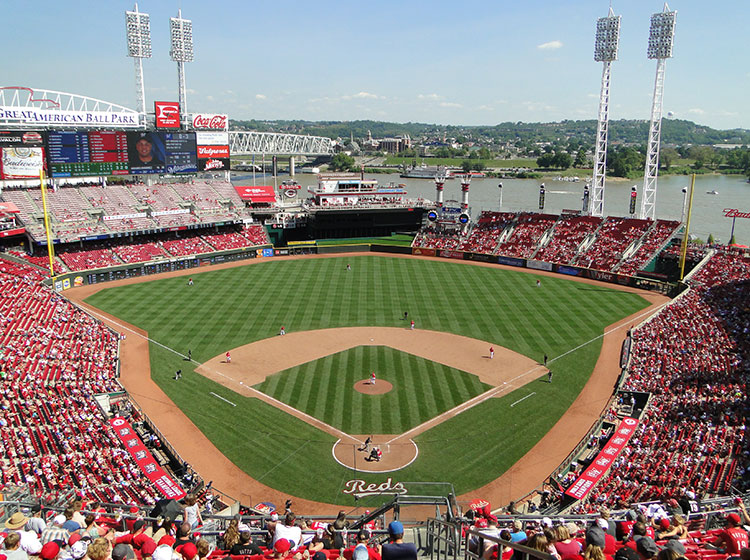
top-left (0, 202), bottom-right (20, 214)
top-left (234, 185), bottom-right (277, 204)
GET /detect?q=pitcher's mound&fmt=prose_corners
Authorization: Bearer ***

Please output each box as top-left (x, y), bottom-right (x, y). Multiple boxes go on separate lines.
top-left (354, 380), bottom-right (393, 394)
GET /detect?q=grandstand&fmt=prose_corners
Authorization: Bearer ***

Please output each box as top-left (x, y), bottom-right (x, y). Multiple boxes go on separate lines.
top-left (1, 182), bottom-right (748, 560)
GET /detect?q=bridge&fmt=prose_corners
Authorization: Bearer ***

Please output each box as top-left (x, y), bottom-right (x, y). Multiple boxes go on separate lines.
top-left (229, 131), bottom-right (334, 156)
top-left (0, 86), bottom-right (335, 157)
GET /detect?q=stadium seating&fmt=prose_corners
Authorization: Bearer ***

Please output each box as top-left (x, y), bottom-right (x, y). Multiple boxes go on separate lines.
top-left (0, 257), bottom-right (162, 504)
top-left (495, 213), bottom-right (558, 259)
top-left (574, 249), bottom-right (750, 509)
top-left (617, 220), bottom-right (681, 276)
top-left (575, 217), bottom-right (651, 272)
top-left (533, 215), bottom-right (602, 265)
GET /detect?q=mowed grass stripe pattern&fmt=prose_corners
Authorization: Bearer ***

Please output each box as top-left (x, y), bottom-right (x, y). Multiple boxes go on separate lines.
top-left (86, 255), bottom-right (650, 502)
top-left (255, 346), bottom-right (490, 434)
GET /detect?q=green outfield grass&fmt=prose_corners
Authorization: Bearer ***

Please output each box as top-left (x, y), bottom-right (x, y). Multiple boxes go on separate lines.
top-left (256, 346), bottom-right (491, 434)
top-left (315, 234), bottom-right (414, 247)
top-left (85, 255), bottom-right (649, 504)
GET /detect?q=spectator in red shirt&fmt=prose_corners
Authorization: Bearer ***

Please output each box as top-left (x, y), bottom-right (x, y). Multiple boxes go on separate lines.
top-left (710, 513), bottom-right (749, 554)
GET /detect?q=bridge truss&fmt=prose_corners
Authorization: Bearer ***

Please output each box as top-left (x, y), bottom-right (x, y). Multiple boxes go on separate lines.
top-left (229, 131), bottom-right (334, 156)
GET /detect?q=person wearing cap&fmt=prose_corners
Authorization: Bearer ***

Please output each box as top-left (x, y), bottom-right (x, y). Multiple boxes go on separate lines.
top-left (40, 542), bottom-right (61, 560)
top-left (379, 521), bottom-right (416, 560)
top-left (509, 520), bottom-right (526, 543)
top-left (132, 133), bottom-right (163, 169)
top-left (636, 537), bottom-right (659, 560)
top-left (140, 540), bottom-right (157, 560)
top-left (4, 512), bottom-right (42, 555)
top-left (583, 527), bottom-right (609, 560)
top-left (479, 516), bottom-right (501, 558)
top-left (708, 513), bottom-right (749, 554)
top-left (343, 531), bottom-right (381, 560)
top-left (656, 516), bottom-right (687, 541)
top-left (176, 542), bottom-right (198, 560)
top-left (151, 544), bottom-right (176, 560)
top-left (69, 539), bottom-right (89, 560)
top-left (267, 538), bottom-right (295, 560)
top-left (614, 546), bottom-right (640, 560)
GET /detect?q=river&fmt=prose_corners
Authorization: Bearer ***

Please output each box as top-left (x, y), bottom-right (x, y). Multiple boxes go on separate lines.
top-left (236, 172), bottom-right (750, 245)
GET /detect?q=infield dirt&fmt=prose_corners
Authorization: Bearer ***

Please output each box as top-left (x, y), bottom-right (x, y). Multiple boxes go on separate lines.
top-left (67, 253), bottom-right (668, 513)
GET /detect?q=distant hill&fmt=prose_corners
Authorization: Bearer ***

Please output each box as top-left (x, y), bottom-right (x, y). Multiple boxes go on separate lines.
top-left (230, 118), bottom-right (750, 147)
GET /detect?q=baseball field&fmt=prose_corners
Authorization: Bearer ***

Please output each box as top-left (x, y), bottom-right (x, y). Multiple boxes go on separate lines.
top-left (81, 254), bottom-right (655, 507)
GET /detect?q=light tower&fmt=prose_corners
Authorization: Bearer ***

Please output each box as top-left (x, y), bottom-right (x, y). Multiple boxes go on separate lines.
top-left (640, 4), bottom-right (676, 221)
top-left (434, 174), bottom-right (445, 207)
top-left (591, 8), bottom-right (621, 217)
top-left (460, 175), bottom-right (471, 210)
top-left (125, 3), bottom-right (152, 123)
top-left (169, 9), bottom-right (194, 128)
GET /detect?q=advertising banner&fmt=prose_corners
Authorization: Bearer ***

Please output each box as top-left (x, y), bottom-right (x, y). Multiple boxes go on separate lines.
top-left (564, 417), bottom-right (639, 501)
top-left (162, 132), bottom-right (197, 174)
top-left (439, 249), bottom-right (465, 260)
top-left (0, 227), bottom-right (25, 237)
top-left (497, 256), bottom-right (524, 267)
top-left (197, 145), bottom-right (229, 158)
top-left (465, 252), bottom-right (493, 263)
top-left (198, 158), bottom-right (230, 171)
top-left (234, 185), bottom-right (276, 203)
top-left (527, 260), bottom-right (554, 271)
top-left (0, 107), bottom-right (139, 127)
top-left (192, 113), bottom-right (228, 130)
top-left (1, 146), bottom-right (45, 179)
top-left (154, 102), bottom-right (181, 129)
top-left (195, 131), bottom-right (229, 145)
top-left (103, 213), bottom-right (147, 221)
top-left (0, 130), bottom-right (45, 147)
top-left (557, 265), bottom-right (582, 276)
top-left (412, 247), bottom-right (436, 257)
top-left (109, 416), bottom-right (185, 499)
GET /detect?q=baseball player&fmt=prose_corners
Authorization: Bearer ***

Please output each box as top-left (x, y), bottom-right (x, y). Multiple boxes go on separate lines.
top-left (489, 346), bottom-right (494, 359)
top-left (226, 351), bottom-right (231, 363)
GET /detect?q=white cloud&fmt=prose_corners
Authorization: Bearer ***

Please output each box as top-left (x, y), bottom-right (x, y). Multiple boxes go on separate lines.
top-left (255, 94), bottom-right (266, 100)
top-left (418, 93), bottom-right (441, 100)
top-left (187, 88), bottom-right (197, 95)
top-left (537, 40), bottom-right (563, 50)
top-left (205, 95), bottom-right (214, 101)
top-left (342, 91), bottom-right (379, 100)
top-left (688, 108), bottom-right (705, 115)
top-left (439, 102), bottom-right (462, 108)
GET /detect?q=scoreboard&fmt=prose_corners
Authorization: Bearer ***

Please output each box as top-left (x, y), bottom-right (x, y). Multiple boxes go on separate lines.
top-left (48, 131), bottom-right (129, 177)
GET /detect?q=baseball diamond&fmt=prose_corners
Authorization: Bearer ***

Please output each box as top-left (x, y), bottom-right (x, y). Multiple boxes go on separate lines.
top-left (70, 253), bottom-right (667, 508)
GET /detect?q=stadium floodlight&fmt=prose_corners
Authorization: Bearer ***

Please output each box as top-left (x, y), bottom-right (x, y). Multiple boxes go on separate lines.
top-left (641, 4), bottom-right (677, 221)
top-left (170, 9), bottom-right (194, 127)
top-left (125, 3), bottom-right (151, 119)
top-left (590, 8), bottom-right (621, 217)
top-left (594, 11), bottom-right (621, 62)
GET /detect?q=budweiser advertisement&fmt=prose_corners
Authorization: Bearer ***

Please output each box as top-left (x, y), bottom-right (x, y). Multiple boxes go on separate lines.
top-left (109, 416), bottom-right (186, 499)
top-left (155, 101), bottom-right (181, 129)
top-left (564, 417), bottom-right (639, 501)
top-left (192, 113), bottom-right (228, 130)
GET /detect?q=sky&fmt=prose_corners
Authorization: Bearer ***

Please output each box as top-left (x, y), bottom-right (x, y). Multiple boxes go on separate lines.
top-left (2, 0), bottom-right (748, 130)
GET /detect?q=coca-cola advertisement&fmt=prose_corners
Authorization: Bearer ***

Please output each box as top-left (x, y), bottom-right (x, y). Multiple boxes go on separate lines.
top-left (198, 157), bottom-right (230, 171)
top-left (155, 101), bottom-right (181, 129)
top-left (192, 113), bottom-right (228, 130)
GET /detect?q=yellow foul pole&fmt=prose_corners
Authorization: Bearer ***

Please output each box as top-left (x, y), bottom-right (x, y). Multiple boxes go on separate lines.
top-left (679, 173), bottom-right (696, 281)
top-left (39, 170), bottom-right (56, 278)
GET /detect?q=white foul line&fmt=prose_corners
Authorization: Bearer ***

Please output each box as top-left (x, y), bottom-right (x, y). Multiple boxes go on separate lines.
top-left (210, 392), bottom-right (236, 407)
top-left (510, 392), bottom-right (536, 407)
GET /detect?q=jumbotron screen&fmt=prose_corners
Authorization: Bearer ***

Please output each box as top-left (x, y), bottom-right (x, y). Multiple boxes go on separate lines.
top-left (47, 131), bottom-right (130, 177)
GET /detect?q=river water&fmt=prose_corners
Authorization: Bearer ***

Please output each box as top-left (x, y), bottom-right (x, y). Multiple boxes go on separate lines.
top-left (271, 172), bottom-right (750, 245)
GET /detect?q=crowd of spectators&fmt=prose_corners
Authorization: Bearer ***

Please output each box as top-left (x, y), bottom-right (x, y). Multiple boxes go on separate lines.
top-left (534, 216), bottom-right (602, 265)
top-left (6, 227), bottom-right (271, 273)
top-left (575, 218), bottom-right (652, 272)
top-left (617, 221), bottom-right (681, 276)
top-left (494, 213), bottom-right (558, 259)
top-left (575, 248), bottom-right (750, 510)
top-left (0, 258), bottom-right (164, 505)
top-left (412, 213), bottom-right (678, 275)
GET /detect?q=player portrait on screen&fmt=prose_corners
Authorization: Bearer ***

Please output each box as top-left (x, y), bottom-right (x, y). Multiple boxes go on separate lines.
top-left (129, 132), bottom-right (164, 172)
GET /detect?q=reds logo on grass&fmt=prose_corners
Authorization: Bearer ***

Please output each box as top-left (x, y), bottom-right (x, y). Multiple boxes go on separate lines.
top-left (155, 101), bottom-right (181, 128)
top-left (342, 478), bottom-right (407, 498)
